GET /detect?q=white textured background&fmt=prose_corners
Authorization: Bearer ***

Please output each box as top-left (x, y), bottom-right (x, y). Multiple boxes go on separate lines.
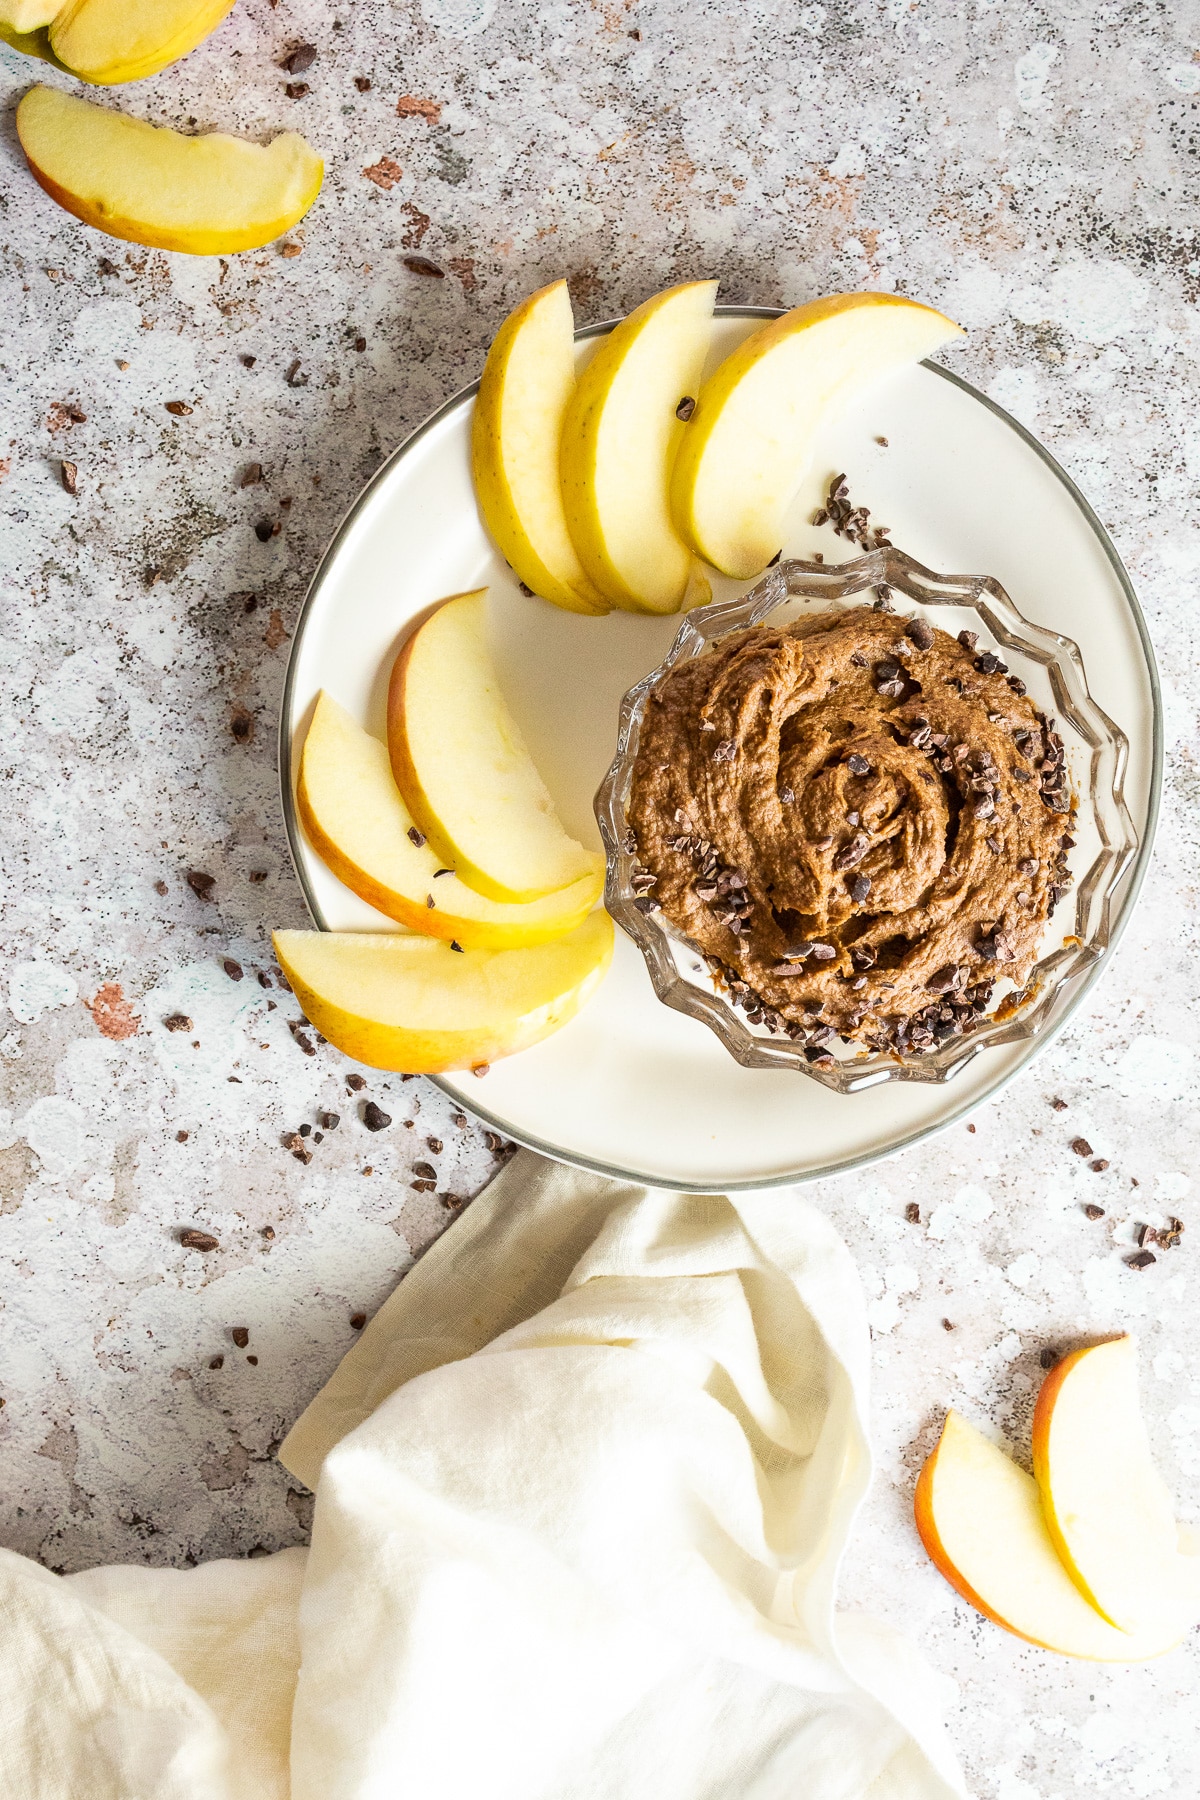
top-left (2, 4), bottom-right (1200, 1794)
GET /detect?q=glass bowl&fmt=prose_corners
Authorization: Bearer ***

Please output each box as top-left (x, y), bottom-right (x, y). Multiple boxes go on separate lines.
top-left (594, 550), bottom-right (1138, 1093)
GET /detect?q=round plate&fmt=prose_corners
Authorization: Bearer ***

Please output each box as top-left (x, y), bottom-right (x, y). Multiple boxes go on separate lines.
top-left (280, 307), bottom-right (1161, 1191)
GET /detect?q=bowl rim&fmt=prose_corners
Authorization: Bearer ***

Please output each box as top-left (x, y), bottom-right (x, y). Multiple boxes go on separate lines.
top-left (277, 305), bottom-right (1163, 1190)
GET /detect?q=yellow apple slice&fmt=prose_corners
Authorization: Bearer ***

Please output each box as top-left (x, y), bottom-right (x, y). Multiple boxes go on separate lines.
top-left (1, 0), bottom-right (60, 29)
top-left (1032, 1336), bottom-right (1200, 1637)
top-left (915, 1411), bottom-right (1185, 1661)
top-left (388, 589), bottom-right (604, 905)
top-left (560, 279), bottom-right (718, 614)
top-left (671, 292), bottom-right (964, 579)
top-left (49, 0), bottom-right (234, 84)
top-left (298, 692), bottom-right (603, 949)
top-left (16, 86), bottom-right (322, 256)
top-left (0, 18), bottom-right (66, 59)
top-left (272, 913), bottom-right (613, 1074)
top-left (472, 281), bottom-right (611, 618)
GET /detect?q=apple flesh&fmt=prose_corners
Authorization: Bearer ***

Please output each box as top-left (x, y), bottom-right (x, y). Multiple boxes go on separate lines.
top-left (915, 1410), bottom-right (1185, 1661)
top-left (272, 913), bottom-right (614, 1074)
top-left (671, 292), bottom-right (964, 579)
top-left (1032, 1335), bottom-right (1200, 1638)
top-left (0, 17), bottom-right (65, 59)
top-left (388, 589), bottom-right (604, 905)
top-left (1, 0), bottom-right (60, 31)
top-left (560, 279), bottom-right (718, 614)
top-left (16, 86), bottom-right (322, 255)
top-left (472, 281), bottom-right (610, 617)
top-left (49, 0), bottom-right (235, 84)
top-left (298, 691), bottom-right (603, 949)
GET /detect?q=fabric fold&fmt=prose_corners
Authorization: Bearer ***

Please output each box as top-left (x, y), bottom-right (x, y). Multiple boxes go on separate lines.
top-left (1, 1151), bottom-right (965, 1800)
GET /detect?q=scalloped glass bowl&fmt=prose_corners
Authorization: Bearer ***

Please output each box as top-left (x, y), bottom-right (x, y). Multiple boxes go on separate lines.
top-left (594, 550), bottom-right (1138, 1093)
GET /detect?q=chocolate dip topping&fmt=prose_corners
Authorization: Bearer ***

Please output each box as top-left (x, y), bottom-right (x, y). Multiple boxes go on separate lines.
top-left (626, 607), bottom-right (1073, 1059)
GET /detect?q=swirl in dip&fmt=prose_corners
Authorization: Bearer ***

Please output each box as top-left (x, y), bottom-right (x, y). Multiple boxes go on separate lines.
top-left (626, 606), bottom-right (1073, 1059)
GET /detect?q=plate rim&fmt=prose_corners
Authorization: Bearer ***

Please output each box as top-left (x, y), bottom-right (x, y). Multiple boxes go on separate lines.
top-left (278, 306), bottom-right (1163, 1193)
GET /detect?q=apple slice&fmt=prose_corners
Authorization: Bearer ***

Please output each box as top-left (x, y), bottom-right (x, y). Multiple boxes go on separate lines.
top-left (16, 86), bottom-right (322, 256)
top-left (272, 913), bottom-right (613, 1074)
top-left (298, 692), bottom-right (603, 949)
top-left (388, 589), bottom-right (604, 905)
top-left (915, 1410), bottom-right (1185, 1661)
top-left (671, 292), bottom-right (964, 579)
top-left (49, 0), bottom-right (234, 84)
top-left (472, 281), bottom-right (611, 618)
top-left (0, 18), bottom-right (65, 59)
top-left (1, 0), bottom-right (60, 29)
top-left (1032, 1336), bottom-right (1200, 1637)
top-left (560, 279), bottom-right (718, 614)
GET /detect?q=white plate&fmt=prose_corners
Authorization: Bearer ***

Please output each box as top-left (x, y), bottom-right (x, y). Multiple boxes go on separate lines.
top-left (280, 308), bottom-right (1160, 1191)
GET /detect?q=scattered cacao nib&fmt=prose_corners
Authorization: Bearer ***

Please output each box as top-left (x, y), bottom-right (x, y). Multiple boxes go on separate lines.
top-left (905, 1202), bottom-right (921, 1224)
top-left (1039, 1347), bottom-right (1060, 1369)
top-left (907, 618), bottom-right (935, 651)
top-left (941, 1318), bottom-right (955, 1332)
top-left (675, 396), bottom-right (696, 421)
top-left (164, 1013), bottom-right (192, 1032)
top-left (1125, 1249), bottom-right (1156, 1270)
top-left (472, 1063), bottom-right (490, 1077)
top-left (363, 1101), bottom-right (392, 1131)
top-left (231, 1326), bottom-right (250, 1348)
top-left (354, 75), bottom-right (372, 91)
top-left (186, 870), bottom-right (216, 900)
top-left (285, 359), bottom-right (308, 387)
top-left (257, 971), bottom-right (272, 988)
top-left (241, 462), bottom-right (263, 487)
top-left (355, 336), bottom-right (367, 351)
top-left (350, 1312), bottom-right (367, 1330)
top-left (60, 460), bottom-right (78, 494)
top-left (223, 959), bottom-right (244, 981)
top-left (262, 1226), bottom-right (275, 1239)
top-left (176, 1130), bottom-right (188, 1142)
top-left (254, 520), bottom-right (278, 542)
top-left (210, 1355), bottom-right (224, 1369)
top-left (1090, 1158), bottom-right (1109, 1173)
top-left (320, 1111), bottom-right (340, 1130)
top-left (1050, 1096), bottom-right (1067, 1110)
top-left (1070, 1137), bottom-right (1093, 1158)
top-left (1135, 1221), bottom-right (1157, 1248)
top-left (282, 42), bottom-right (317, 72)
top-left (404, 255), bottom-right (445, 278)
top-left (407, 826), bottom-right (426, 847)
top-left (165, 400), bottom-right (194, 417)
top-left (246, 1355), bottom-right (258, 1365)
top-left (1158, 1216), bottom-right (1185, 1250)
top-left (1083, 1203), bottom-right (1105, 1220)
top-left (346, 1073), bottom-right (366, 1091)
top-left (179, 1228), bottom-right (219, 1251)
top-left (298, 1123), bottom-right (312, 1138)
top-left (285, 82), bottom-right (310, 99)
top-left (289, 1022), bottom-right (315, 1055)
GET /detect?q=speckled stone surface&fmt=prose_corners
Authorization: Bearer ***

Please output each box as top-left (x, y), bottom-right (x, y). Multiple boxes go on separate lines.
top-left (2, 5), bottom-right (1199, 1794)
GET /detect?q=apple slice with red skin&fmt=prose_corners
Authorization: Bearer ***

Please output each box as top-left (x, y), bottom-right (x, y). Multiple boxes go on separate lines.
top-left (1032, 1335), bottom-right (1200, 1639)
top-left (915, 1410), bottom-right (1187, 1660)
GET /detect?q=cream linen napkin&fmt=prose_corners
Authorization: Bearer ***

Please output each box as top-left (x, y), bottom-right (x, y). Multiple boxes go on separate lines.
top-left (0, 1151), bottom-right (966, 1800)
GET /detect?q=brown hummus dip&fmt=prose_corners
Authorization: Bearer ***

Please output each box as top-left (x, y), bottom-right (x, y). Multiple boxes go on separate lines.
top-left (626, 606), bottom-right (1073, 1061)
